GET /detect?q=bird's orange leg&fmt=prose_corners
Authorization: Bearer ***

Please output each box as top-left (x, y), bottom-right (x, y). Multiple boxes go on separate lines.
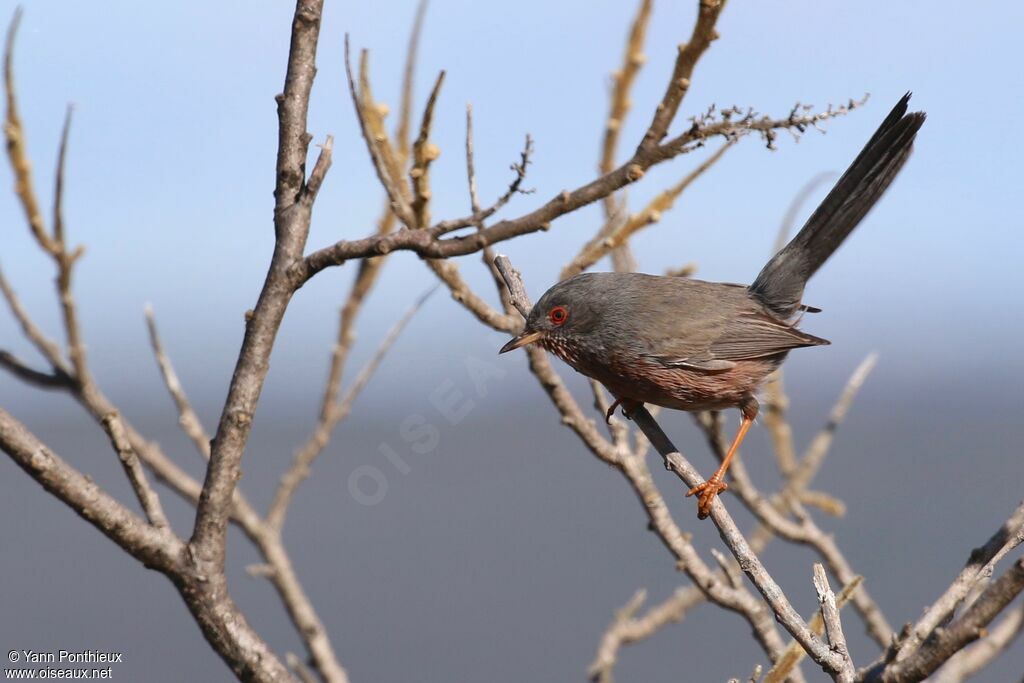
top-left (687, 410), bottom-right (755, 519)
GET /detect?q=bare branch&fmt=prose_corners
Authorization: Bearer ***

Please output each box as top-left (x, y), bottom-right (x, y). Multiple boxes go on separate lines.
top-left (772, 171), bottom-right (838, 254)
top-left (192, 0), bottom-right (326, 574)
top-left (562, 141), bottom-right (733, 280)
top-left (628, 407), bottom-right (847, 675)
top-left (100, 411), bottom-right (171, 531)
top-left (798, 489), bottom-right (847, 517)
top-left (396, 0), bottom-right (430, 161)
top-left (720, 355), bottom-right (891, 645)
top-left (299, 102), bottom-right (857, 277)
top-left (268, 288), bottom-right (434, 532)
top-left (344, 38), bottom-right (416, 227)
top-left (256, 531), bottom-right (348, 683)
top-left (637, 0), bottom-right (726, 153)
top-left (3, 16), bottom-right (91, 386)
top-left (589, 587), bottom-right (704, 683)
top-left (696, 415), bottom-right (893, 647)
top-left (933, 603), bottom-right (1024, 683)
top-left (762, 369), bottom-right (797, 476)
top-left (410, 70), bottom-right (445, 228)
top-left (465, 105), bottom-right (514, 311)
top-left (304, 134), bottom-right (334, 200)
top-left (287, 652), bottom-right (318, 683)
top-left (0, 267), bottom-right (69, 373)
top-left (892, 500), bottom-right (1024, 664)
top-left (145, 305), bottom-right (212, 459)
top-left (433, 133), bottom-right (534, 236)
top-left (492, 255), bottom-right (532, 319)
top-left (814, 563), bottom-right (856, 682)
top-left (788, 354), bottom-right (878, 494)
top-left (53, 105), bottom-right (73, 246)
top-left (428, 259), bottom-right (520, 331)
top-left (765, 577), bottom-right (863, 683)
top-left (0, 350), bottom-right (70, 388)
top-left (0, 407), bottom-right (183, 572)
top-left (3, 9), bottom-right (57, 256)
top-left (870, 558), bottom-right (1024, 683)
top-left (598, 0), bottom-right (653, 267)
top-left (600, 0), bottom-right (652, 182)
top-left (0, 421), bottom-right (300, 683)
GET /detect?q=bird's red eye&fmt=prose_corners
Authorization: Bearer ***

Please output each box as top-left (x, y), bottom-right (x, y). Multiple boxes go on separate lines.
top-left (548, 306), bottom-right (568, 326)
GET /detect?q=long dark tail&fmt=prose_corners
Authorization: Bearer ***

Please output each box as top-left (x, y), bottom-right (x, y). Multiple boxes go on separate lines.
top-left (749, 93), bottom-right (926, 317)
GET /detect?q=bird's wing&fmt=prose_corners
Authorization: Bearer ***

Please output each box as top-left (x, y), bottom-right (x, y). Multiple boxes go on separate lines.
top-left (643, 312), bottom-right (828, 370)
top-left (707, 312), bottom-right (829, 361)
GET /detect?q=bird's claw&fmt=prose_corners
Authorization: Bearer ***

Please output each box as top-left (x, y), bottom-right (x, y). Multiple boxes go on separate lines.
top-left (605, 397), bottom-right (641, 424)
top-left (687, 478), bottom-right (728, 519)
top-left (604, 398), bottom-right (624, 424)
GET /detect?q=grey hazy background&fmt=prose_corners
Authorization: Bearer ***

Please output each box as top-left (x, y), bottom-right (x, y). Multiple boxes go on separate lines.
top-left (2, 1), bottom-right (1022, 681)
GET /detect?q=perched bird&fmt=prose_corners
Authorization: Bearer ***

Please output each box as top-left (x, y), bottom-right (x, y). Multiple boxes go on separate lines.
top-left (500, 94), bottom-right (925, 518)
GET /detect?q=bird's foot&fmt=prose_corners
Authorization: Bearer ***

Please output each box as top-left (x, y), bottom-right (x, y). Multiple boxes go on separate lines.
top-left (604, 397), bottom-right (641, 424)
top-left (686, 477), bottom-right (728, 519)
top-left (604, 398), bottom-right (623, 424)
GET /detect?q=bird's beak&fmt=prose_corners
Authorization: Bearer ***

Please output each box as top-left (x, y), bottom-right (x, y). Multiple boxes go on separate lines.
top-left (499, 330), bottom-right (544, 354)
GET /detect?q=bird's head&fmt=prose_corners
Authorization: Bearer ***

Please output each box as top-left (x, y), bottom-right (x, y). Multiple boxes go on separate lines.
top-left (499, 274), bottom-right (605, 356)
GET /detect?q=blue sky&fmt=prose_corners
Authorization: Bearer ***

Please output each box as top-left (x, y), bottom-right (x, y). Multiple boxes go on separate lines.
top-left (3, 1), bottom-right (1023, 403)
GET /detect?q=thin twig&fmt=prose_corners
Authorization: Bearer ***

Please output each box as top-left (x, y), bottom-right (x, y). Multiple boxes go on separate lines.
top-left (562, 141), bottom-right (733, 280)
top-left (628, 407), bottom-right (846, 674)
top-left (637, 0), bottom-right (726, 153)
top-left (0, 267), bottom-right (69, 373)
top-left (428, 259), bottom-right (520, 331)
top-left (892, 501), bottom-right (1024, 663)
top-left (3, 8), bottom-right (57, 256)
top-left (433, 133), bottom-right (534, 236)
top-left (788, 354), bottom-right (878, 495)
top-left (761, 367), bottom-right (798, 476)
top-left (598, 0), bottom-right (654, 270)
top-left (100, 412), bottom-right (171, 530)
top-left (299, 103), bottom-right (859, 276)
top-left (53, 104), bottom-right (73, 247)
top-left (0, 407), bottom-right (184, 573)
top-left (465, 105), bottom-right (514, 312)
top-left (589, 586), bottom-right (704, 683)
top-left (287, 653), bottom-right (318, 683)
top-left (772, 171), bottom-right (838, 254)
top-left (267, 288), bottom-right (435, 532)
top-left (410, 70), bottom-right (445, 228)
top-left (0, 350), bottom-right (70, 389)
top-left (396, 0), bottom-right (430, 161)
top-left (696, 414), bottom-right (893, 647)
top-left (870, 558), bottom-right (1024, 682)
top-left (764, 577), bottom-right (863, 683)
top-left (600, 0), bottom-right (653, 182)
top-left (813, 563), bottom-right (856, 682)
top-left (932, 602), bottom-right (1024, 683)
top-left (344, 37), bottom-right (415, 227)
top-left (145, 305), bottom-right (212, 459)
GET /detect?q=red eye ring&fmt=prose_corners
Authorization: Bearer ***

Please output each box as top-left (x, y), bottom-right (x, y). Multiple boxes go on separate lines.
top-left (548, 306), bottom-right (568, 326)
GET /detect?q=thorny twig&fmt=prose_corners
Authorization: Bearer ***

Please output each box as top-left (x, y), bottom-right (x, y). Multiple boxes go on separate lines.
top-left (299, 104), bottom-right (859, 276)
